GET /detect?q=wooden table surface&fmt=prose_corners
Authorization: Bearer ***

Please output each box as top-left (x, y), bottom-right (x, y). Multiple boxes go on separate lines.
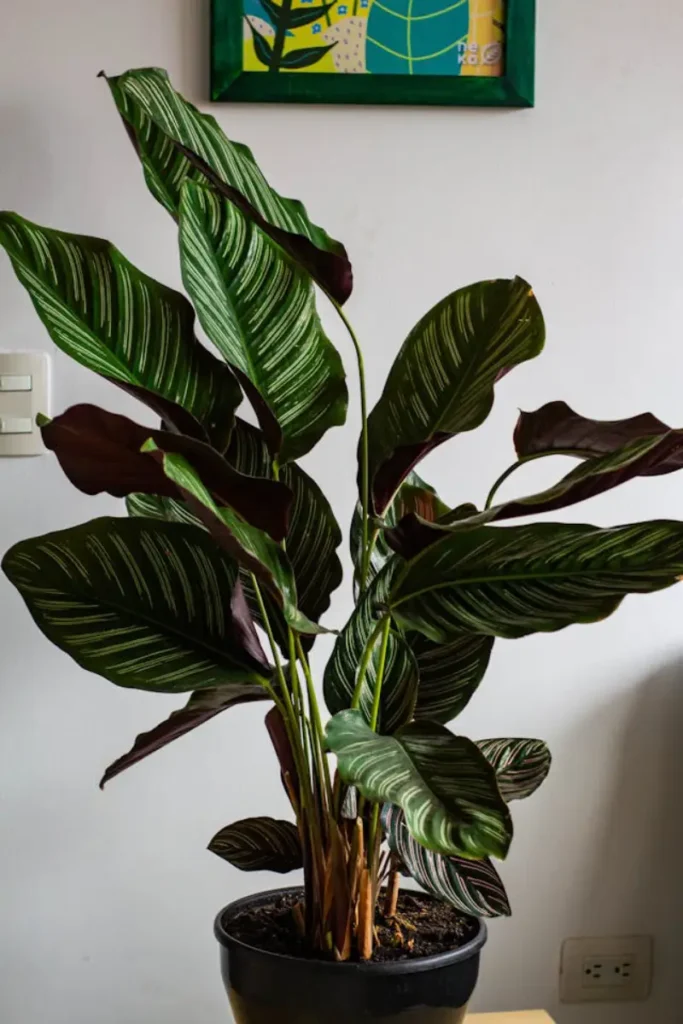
top-left (468, 1014), bottom-right (554, 1023)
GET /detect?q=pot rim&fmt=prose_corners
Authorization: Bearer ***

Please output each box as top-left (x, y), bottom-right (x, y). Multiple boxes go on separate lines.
top-left (214, 885), bottom-right (488, 975)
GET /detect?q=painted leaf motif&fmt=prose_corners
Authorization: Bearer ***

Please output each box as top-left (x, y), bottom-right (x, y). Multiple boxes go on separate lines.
top-left (104, 67), bottom-right (352, 304)
top-left (326, 709), bottom-right (512, 860)
top-left (0, 212), bottom-right (239, 449)
top-left (324, 568), bottom-right (418, 734)
top-left (478, 738), bottom-right (552, 802)
top-left (383, 805), bottom-right (511, 919)
top-left (145, 443), bottom-right (323, 636)
top-left (367, 0), bottom-right (470, 76)
top-left (179, 181), bottom-right (347, 463)
top-left (365, 278), bottom-right (545, 514)
top-left (387, 521), bottom-right (683, 643)
top-left (249, 22), bottom-right (275, 67)
top-left (41, 404), bottom-right (292, 541)
top-left (2, 518), bottom-right (272, 693)
top-left (100, 683), bottom-right (270, 787)
top-left (209, 817), bottom-right (302, 873)
top-left (259, 0), bottom-right (338, 28)
top-left (514, 400), bottom-right (673, 467)
top-left (410, 632), bottom-right (494, 724)
top-left (279, 45), bottom-right (337, 70)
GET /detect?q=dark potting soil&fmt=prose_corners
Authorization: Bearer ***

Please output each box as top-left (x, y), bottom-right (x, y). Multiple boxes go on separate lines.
top-left (225, 891), bottom-right (478, 963)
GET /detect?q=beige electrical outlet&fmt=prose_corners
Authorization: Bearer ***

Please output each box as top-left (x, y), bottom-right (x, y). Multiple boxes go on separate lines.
top-left (0, 352), bottom-right (50, 456)
top-left (560, 935), bottom-right (653, 1003)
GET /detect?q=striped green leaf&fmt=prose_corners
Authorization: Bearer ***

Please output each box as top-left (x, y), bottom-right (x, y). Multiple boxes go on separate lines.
top-left (104, 67), bottom-right (352, 304)
top-left (326, 709), bottom-right (512, 860)
top-left (144, 442), bottom-right (322, 636)
top-left (0, 212), bottom-right (240, 449)
top-left (350, 471), bottom-right (449, 590)
top-left (125, 492), bottom-right (201, 528)
top-left (208, 816), bottom-right (302, 873)
top-left (227, 419), bottom-right (342, 653)
top-left (410, 633), bottom-right (495, 725)
top-left (2, 518), bottom-right (272, 693)
top-left (478, 738), bottom-right (552, 803)
top-left (100, 683), bottom-right (270, 787)
top-left (365, 278), bottom-right (545, 514)
top-left (324, 567), bottom-right (418, 734)
top-left (383, 805), bottom-right (511, 919)
top-left (388, 521), bottom-right (683, 643)
top-left (179, 181), bottom-right (347, 463)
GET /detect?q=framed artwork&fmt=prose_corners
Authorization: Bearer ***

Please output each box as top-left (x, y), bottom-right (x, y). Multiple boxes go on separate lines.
top-left (211, 0), bottom-right (536, 108)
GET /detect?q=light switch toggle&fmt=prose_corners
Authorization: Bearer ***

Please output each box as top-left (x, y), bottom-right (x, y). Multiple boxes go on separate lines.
top-left (0, 417), bottom-right (33, 435)
top-left (0, 375), bottom-right (32, 392)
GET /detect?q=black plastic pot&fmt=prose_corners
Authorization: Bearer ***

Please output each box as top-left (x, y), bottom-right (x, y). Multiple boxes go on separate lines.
top-left (215, 887), bottom-right (487, 1023)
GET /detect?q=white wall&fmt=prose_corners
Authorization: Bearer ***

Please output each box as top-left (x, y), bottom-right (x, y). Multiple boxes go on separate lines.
top-left (2, 2), bottom-right (683, 1022)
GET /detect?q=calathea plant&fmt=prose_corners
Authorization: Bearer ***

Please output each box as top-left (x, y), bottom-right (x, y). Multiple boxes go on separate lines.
top-left (3, 67), bottom-right (683, 962)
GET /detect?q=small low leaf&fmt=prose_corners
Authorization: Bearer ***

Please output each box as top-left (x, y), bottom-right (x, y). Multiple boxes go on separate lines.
top-left (478, 738), bottom-right (552, 802)
top-left (365, 278), bottom-right (545, 514)
top-left (100, 683), bottom-right (270, 787)
top-left (387, 521), bottom-right (683, 643)
top-left (410, 633), bottom-right (494, 725)
top-left (145, 442), bottom-right (323, 636)
top-left (324, 565), bottom-right (418, 734)
top-left (209, 817), bottom-right (302, 873)
top-left (179, 181), bottom-right (347, 463)
top-left (0, 212), bottom-right (240, 448)
top-left (2, 518), bottom-right (272, 693)
top-left (42, 404), bottom-right (292, 541)
top-left (279, 44), bottom-right (337, 70)
top-left (514, 400), bottom-right (672, 465)
top-left (326, 709), bottom-right (512, 860)
top-left (383, 805), bottom-right (511, 918)
top-left (249, 22), bottom-right (275, 68)
top-left (104, 67), bottom-right (353, 304)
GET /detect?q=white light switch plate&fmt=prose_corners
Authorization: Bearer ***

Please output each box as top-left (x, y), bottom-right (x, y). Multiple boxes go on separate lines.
top-left (560, 935), bottom-right (653, 1003)
top-left (0, 352), bottom-right (50, 456)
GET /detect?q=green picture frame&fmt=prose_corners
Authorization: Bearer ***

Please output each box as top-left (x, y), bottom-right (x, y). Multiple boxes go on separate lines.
top-left (211, 0), bottom-right (536, 108)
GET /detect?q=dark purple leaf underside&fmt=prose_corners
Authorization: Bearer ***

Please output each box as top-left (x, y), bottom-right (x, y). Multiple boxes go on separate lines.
top-left (41, 404), bottom-right (292, 541)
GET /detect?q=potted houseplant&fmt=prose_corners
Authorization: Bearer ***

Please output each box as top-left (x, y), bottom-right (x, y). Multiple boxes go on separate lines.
top-left (3, 68), bottom-right (683, 1023)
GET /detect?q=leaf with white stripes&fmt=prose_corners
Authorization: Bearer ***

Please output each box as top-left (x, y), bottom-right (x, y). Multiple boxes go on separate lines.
top-left (100, 682), bottom-right (270, 787)
top-left (179, 181), bottom-right (347, 463)
top-left (326, 709), bottom-right (512, 859)
top-left (208, 817), bottom-right (303, 873)
top-left (125, 492), bottom-right (201, 528)
top-left (0, 212), bottom-right (240, 449)
top-left (365, 278), bottom-right (545, 514)
top-left (324, 566), bottom-right (418, 734)
top-left (104, 67), bottom-right (352, 304)
top-left (144, 441), bottom-right (324, 636)
top-left (350, 470), bottom-right (448, 590)
top-left (388, 521), bottom-right (683, 643)
top-left (410, 633), bottom-right (494, 725)
top-left (227, 419), bottom-right (342, 653)
top-left (383, 805), bottom-right (511, 918)
top-left (2, 517), bottom-right (272, 694)
top-left (478, 738), bottom-right (552, 802)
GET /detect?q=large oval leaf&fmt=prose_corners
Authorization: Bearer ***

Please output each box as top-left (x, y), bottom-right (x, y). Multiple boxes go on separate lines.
top-left (42, 404), bottom-right (292, 541)
top-left (208, 816), bottom-right (303, 873)
top-left (367, 0), bottom-right (470, 76)
top-left (326, 709), bottom-right (512, 860)
top-left (410, 632), bottom-right (494, 725)
top-left (0, 212), bottom-right (239, 449)
top-left (477, 738), bottom-right (552, 802)
top-left (324, 565), bottom-right (418, 735)
top-left (179, 181), bottom-right (347, 463)
top-left (100, 682), bottom-right (270, 787)
top-left (144, 443), bottom-right (322, 637)
top-left (387, 521), bottom-right (683, 643)
top-left (365, 278), bottom-right (545, 514)
top-left (2, 518), bottom-right (271, 693)
top-left (104, 67), bottom-right (352, 304)
top-left (383, 805), bottom-right (511, 919)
